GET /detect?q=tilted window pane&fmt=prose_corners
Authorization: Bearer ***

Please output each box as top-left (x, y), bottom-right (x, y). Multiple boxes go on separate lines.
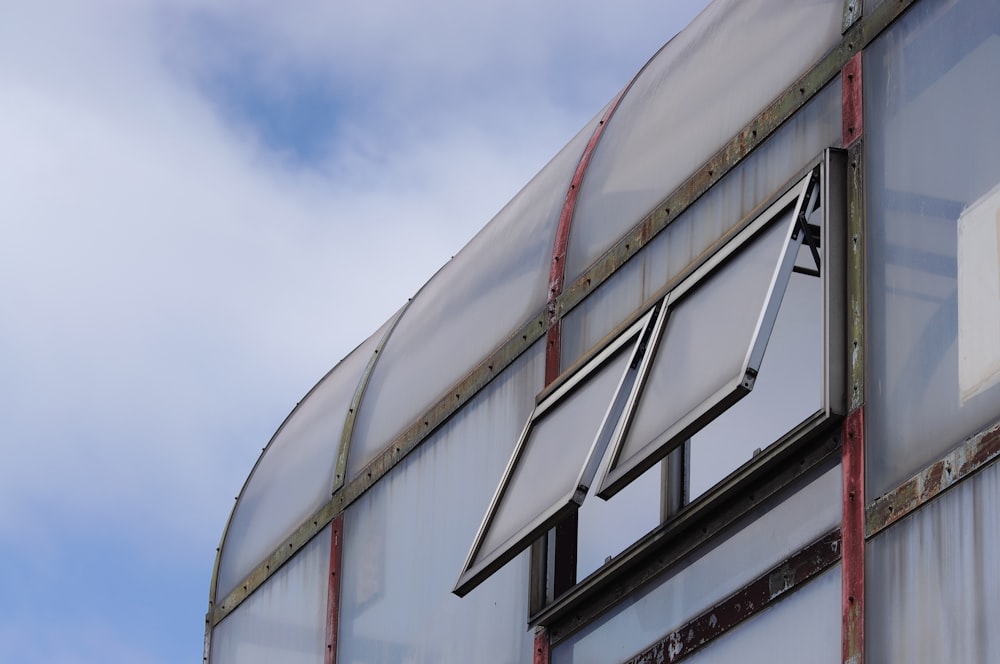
top-left (597, 178), bottom-right (811, 498)
top-left (455, 312), bottom-right (655, 596)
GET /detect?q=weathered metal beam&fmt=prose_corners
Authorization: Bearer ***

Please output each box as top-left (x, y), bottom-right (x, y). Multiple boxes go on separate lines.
top-left (842, 409), bottom-right (865, 664)
top-left (843, 0), bottom-right (863, 34)
top-left (623, 529), bottom-right (841, 664)
top-left (866, 420), bottom-right (1000, 538)
top-left (333, 305), bottom-right (409, 494)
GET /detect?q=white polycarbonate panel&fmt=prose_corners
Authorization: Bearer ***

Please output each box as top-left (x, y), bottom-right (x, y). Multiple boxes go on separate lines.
top-left (338, 342), bottom-right (543, 664)
top-left (690, 234), bottom-right (824, 499)
top-left (560, 78), bottom-right (841, 370)
top-left (348, 112), bottom-right (606, 478)
top-left (567, 0), bottom-right (842, 283)
top-left (576, 460), bottom-right (661, 581)
top-left (217, 317), bottom-right (392, 600)
top-left (612, 213), bottom-right (793, 477)
top-left (474, 343), bottom-right (634, 567)
top-left (676, 565), bottom-right (841, 664)
top-left (867, 461), bottom-right (1000, 663)
top-left (552, 465), bottom-right (841, 664)
top-left (211, 525), bottom-right (330, 664)
top-left (865, 0), bottom-right (1000, 498)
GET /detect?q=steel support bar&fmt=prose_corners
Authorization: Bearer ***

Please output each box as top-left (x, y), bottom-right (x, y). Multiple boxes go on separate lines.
top-left (325, 515), bottom-right (344, 664)
top-left (623, 529), bottom-right (842, 664)
top-left (842, 409), bottom-right (865, 664)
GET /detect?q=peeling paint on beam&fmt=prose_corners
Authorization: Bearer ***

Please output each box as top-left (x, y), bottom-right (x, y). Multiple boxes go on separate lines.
top-left (846, 142), bottom-right (865, 410)
top-left (866, 420), bottom-right (1000, 538)
top-left (325, 515), bottom-right (344, 664)
top-left (622, 530), bottom-right (841, 664)
top-left (842, 409), bottom-right (865, 664)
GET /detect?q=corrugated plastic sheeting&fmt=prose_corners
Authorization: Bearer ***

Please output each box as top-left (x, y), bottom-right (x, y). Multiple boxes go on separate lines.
top-left (560, 78), bottom-right (841, 370)
top-left (211, 524), bottom-right (330, 664)
top-left (865, 0), bottom-right (1000, 498)
top-left (347, 111), bottom-right (606, 479)
top-left (689, 241), bottom-right (823, 500)
top-left (217, 318), bottom-right (393, 599)
top-left (673, 564), bottom-right (841, 664)
top-left (565, 0), bottom-right (843, 284)
top-left (867, 460), bottom-right (1000, 662)
top-left (576, 460), bottom-right (662, 581)
top-left (552, 464), bottom-right (841, 664)
top-left (338, 342), bottom-right (544, 664)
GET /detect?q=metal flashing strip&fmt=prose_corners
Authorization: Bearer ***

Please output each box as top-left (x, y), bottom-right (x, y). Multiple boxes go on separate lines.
top-left (842, 409), bottom-right (865, 664)
top-left (622, 529), bottom-right (842, 664)
top-left (333, 304), bottom-right (409, 493)
top-left (866, 420), bottom-right (1000, 538)
top-left (208, 0), bottom-right (922, 627)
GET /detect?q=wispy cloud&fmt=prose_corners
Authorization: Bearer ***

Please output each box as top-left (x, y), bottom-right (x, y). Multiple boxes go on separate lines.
top-left (0, 0), bottom-right (708, 661)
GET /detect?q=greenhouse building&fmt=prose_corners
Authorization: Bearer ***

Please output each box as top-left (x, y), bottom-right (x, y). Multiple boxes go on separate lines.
top-left (206, 0), bottom-right (1000, 661)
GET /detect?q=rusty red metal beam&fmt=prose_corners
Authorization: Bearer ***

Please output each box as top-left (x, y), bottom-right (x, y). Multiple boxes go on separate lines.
top-left (545, 89), bottom-right (627, 383)
top-left (842, 52), bottom-right (863, 148)
top-left (325, 515), bottom-right (344, 664)
top-left (534, 627), bottom-right (551, 664)
top-left (623, 529), bottom-right (842, 663)
top-left (842, 409), bottom-right (864, 664)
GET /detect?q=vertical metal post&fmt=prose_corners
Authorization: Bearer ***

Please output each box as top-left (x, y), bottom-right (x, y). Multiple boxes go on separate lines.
top-left (325, 514), bottom-right (344, 664)
top-left (842, 50), bottom-right (865, 664)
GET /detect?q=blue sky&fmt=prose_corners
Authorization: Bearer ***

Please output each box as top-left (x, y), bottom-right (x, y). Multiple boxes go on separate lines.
top-left (0, 1), bottom-right (707, 662)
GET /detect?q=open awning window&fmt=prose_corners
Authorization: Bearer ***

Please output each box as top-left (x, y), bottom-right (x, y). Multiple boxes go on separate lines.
top-left (455, 167), bottom-right (826, 597)
top-left (453, 308), bottom-right (659, 597)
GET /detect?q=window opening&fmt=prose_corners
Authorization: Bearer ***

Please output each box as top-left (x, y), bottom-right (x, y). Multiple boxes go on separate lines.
top-left (456, 157), bottom-right (842, 600)
top-left (453, 308), bottom-right (659, 597)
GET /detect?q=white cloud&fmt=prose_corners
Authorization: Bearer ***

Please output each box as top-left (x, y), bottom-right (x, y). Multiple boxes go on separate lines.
top-left (0, 0), bottom-right (710, 661)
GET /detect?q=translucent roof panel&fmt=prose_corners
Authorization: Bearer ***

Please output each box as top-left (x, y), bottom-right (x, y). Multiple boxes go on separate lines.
top-left (216, 316), bottom-right (393, 599)
top-left (566, 0), bottom-right (842, 283)
top-left (347, 109), bottom-right (608, 478)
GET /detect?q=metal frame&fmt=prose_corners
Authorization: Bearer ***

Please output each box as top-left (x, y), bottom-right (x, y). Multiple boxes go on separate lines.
top-left (207, 0), bottom-right (924, 638)
top-left (596, 171), bottom-right (824, 498)
top-left (453, 308), bottom-right (659, 597)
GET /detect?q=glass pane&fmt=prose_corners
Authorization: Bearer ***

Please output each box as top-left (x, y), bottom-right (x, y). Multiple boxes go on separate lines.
top-left (689, 219), bottom-right (824, 499)
top-left (217, 318), bottom-right (391, 599)
top-left (467, 338), bottom-right (638, 583)
top-left (576, 459), bottom-right (662, 581)
top-left (339, 343), bottom-right (543, 663)
top-left (552, 465), bottom-right (841, 664)
top-left (348, 111), bottom-right (607, 478)
top-left (603, 209), bottom-right (795, 493)
top-left (560, 77), bottom-right (841, 372)
top-left (211, 525), bottom-right (330, 664)
top-left (567, 0), bottom-right (842, 283)
top-left (867, 460), bottom-right (1000, 663)
top-left (865, 0), bottom-right (1000, 498)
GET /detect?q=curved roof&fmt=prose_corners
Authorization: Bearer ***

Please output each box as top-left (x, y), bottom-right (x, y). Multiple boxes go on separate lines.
top-left (211, 0), bottom-right (845, 607)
